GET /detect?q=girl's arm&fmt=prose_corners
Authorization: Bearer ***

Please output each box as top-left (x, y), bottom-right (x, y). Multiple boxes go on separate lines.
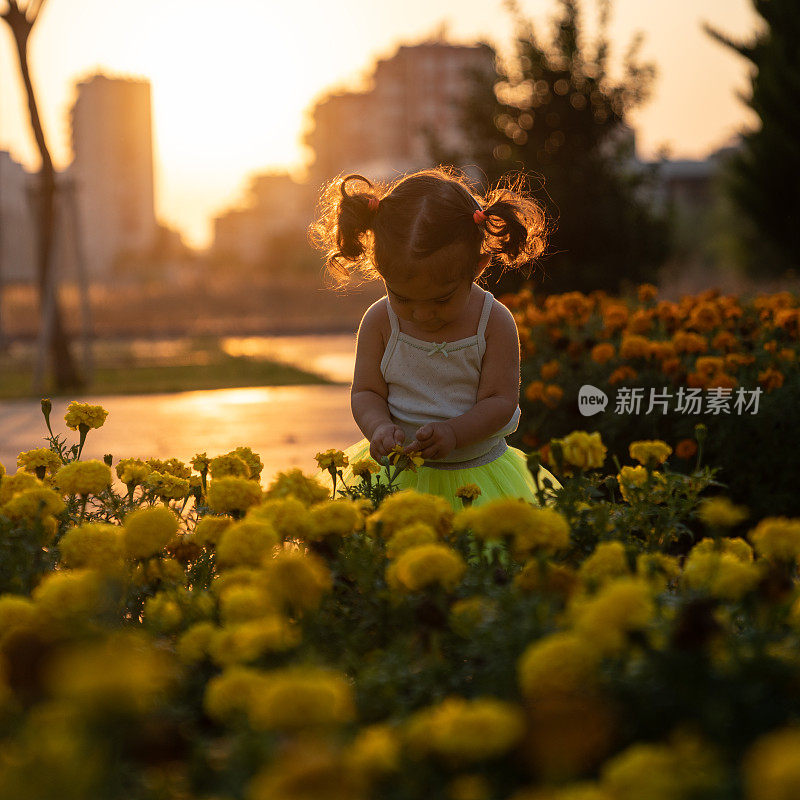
top-left (350, 301), bottom-right (394, 440)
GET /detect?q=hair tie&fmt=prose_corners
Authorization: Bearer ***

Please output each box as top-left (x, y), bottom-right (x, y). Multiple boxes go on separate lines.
top-left (368, 197), bottom-right (379, 212)
top-left (473, 209), bottom-right (487, 224)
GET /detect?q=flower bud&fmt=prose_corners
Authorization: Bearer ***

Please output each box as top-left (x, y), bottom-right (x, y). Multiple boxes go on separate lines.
top-left (103, 454), bottom-right (114, 467)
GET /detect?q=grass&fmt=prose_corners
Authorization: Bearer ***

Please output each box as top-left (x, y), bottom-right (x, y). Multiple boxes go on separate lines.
top-left (0, 354), bottom-right (338, 400)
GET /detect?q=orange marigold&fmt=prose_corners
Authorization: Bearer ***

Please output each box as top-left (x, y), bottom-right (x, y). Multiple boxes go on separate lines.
top-left (591, 343), bottom-right (615, 365)
top-left (758, 367), bottom-right (784, 392)
top-left (619, 334), bottom-right (651, 360)
top-left (540, 360), bottom-right (561, 380)
top-left (609, 366), bottom-right (638, 385)
top-left (674, 439), bottom-right (698, 460)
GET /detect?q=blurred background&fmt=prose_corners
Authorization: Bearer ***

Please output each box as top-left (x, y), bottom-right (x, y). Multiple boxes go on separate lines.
top-left (1, 0), bottom-right (798, 481)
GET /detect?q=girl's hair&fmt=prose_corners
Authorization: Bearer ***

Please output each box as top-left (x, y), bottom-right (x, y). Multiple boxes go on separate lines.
top-left (308, 165), bottom-right (552, 290)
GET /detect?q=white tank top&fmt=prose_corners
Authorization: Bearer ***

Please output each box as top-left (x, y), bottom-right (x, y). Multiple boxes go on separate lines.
top-left (379, 288), bottom-right (521, 469)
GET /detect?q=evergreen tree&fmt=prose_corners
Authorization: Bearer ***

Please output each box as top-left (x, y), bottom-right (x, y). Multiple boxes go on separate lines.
top-left (703, 1), bottom-right (800, 279)
top-left (432, 0), bottom-right (672, 297)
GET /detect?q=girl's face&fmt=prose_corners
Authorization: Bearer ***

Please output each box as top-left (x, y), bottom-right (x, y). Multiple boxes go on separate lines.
top-left (384, 268), bottom-right (474, 332)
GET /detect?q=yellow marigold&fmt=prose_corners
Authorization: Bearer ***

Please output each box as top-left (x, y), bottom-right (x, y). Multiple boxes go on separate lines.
top-left (262, 547), bottom-right (332, 613)
top-left (229, 446), bottom-right (264, 481)
top-left (143, 592), bottom-right (183, 633)
top-left (449, 596), bottom-right (499, 638)
top-left (209, 453), bottom-right (251, 479)
top-left (693, 536), bottom-right (753, 562)
top-left (391, 543), bottom-right (466, 593)
top-left (387, 444), bottom-right (425, 471)
top-left (208, 617), bottom-right (301, 666)
top-left (619, 334), bottom-right (651, 360)
top-left (32, 568), bottom-right (107, 629)
top-left (570, 577), bottom-right (655, 655)
top-left (514, 559), bottom-right (579, 599)
top-left (455, 483), bottom-right (482, 502)
top-left (115, 458), bottom-right (151, 488)
top-left (346, 723), bottom-right (401, 777)
top-left (16, 448), bottom-right (61, 476)
top-left (579, 541), bottom-right (631, 587)
top-left (44, 630), bottom-right (177, 715)
top-left (55, 460), bottom-right (111, 496)
top-left (0, 461), bottom-right (4, 479)
top-left (208, 476), bottom-right (263, 514)
top-left (247, 666), bottom-right (354, 730)
top-left (59, 522), bottom-right (125, 571)
top-left (453, 500), bottom-right (570, 557)
top-left (405, 697), bottom-right (525, 763)
top-left (541, 359), bottom-right (561, 380)
top-left (216, 518), bottom-right (279, 569)
top-left (518, 631), bottom-right (601, 700)
top-left (636, 552), bottom-right (681, 591)
top-left (352, 458), bottom-right (381, 479)
top-left (601, 730), bottom-right (725, 800)
top-left (63, 401), bottom-right (108, 431)
top-left (203, 665), bottom-right (268, 722)
top-left (366, 489), bottom-right (453, 539)
top-left (0, 594), bottom-right (37, 635)
top-left (682, 549), bottom-right (761, 601)
top-left (246, 496), bottom-right (314, 540)
top-left (697, 497), bottom-right (748, 528)
top-left (218, 583), bottom-right (274, 624)
top-left (743, 726), bottom-right (800, 800)
top-left (194, 515), bottom-right (232, 546)
top-left (0, 470), bottom-right (39, 504)
top-left (1, 486), bottom-right (65, 523)
top-left (176, 621), bottom-right (217, 664)
top-left (315, 448), bottom-right (349, 471)
top-left (144, 470), bottom-right (190, 501)
top-left (629, 440), bottom-right (672, 466)
top-left (191, 452), bottom-right (210, 473)
top-left (386, 521), bottom-right (439, 559)
top-left (146, 458), bottom-right (191, 479)
top-left (123, 506), bottom-right (179, 559)
top-left (558, 431), bottom-right (607, 470)
top-left (617, 465), bottom-right (667, 504)
top-left (748, 517), bottom-right (800, 562)
top-left (591, 343), bottom-right (615, 365)
top-left (308, 499), bottom-right (364, 540)
top-left (264, 468), bottom-right (330, 506)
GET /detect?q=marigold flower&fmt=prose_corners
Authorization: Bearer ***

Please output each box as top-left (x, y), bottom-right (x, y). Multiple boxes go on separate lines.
top-left (208, 617), bottom-right (301, 666)
top-left (194, 515), bottom-right (232, 546)
top-left (608, 366), bottom-right (637, 385)
top-left (674, 438), bottom-right (697, 460)
top-left (32, 568), bottom-right (107, 629)
top-left (591, 343), bottom-right (615, 365)
top-left (385, 521), bottom-right (439, 559)
top-left (617, 465), bottom-right (667, 503)
top-left (346, 724), bottom-right (401, 777)
top-left (672, 331), bottom-right (708, 355)
top-left (247, 666), bottom-right (355, 730)
top-left (116, 458), bottom-right (151, 488)
top-left (17, 448), bottom-right (61, 477)
top-left (558, 430), bottom-right (607, 470)
top-left (693, 536), bottom-right (753, 562)
top-left (208, 476), bottom-right (263, 514)
top-left (123, 506), bottom-right (179, 559)
top-left (1, 486), bottom-right (65, 524)
top-left (518, 631), bottom-right (601, 700)
top-left (682, 548), bottom-right (761, 601)
top-left (308, 499), bottom-right (364, 540)
top-left (619, 334), bottom-right (651, 360)
top-left (59, 522), bottom-right (126, 571)
top-left (404, 697), bottom-right (525, 763)
top-left (540, 359), bottom-right (561, 380)
top-left (229, 446), bottom-right (264, 481)
top-left (203, 666), bottom-right (268, 722)
top-left (176, 621), bottom-right (217, 664)
top-left (144, 470), bottom-right (190, 501)
top-left (216, 519), bottom-right (279, 569)
top-left (63, 401), bottom-right (108, 431)
top-left (697, 497), bottom-right (748, 528)
top-left (748, 517), bottom-right (800, 562)
top-left (743, 727), bottom-right (800, 800)
top-left (366, 489), bottom-right (453, 539)
top-left (55, 460), bottom-right (111, 496)
top-left (758, 367), bottom-right (784, 392)
top-left (637, 283), bottom-right (658, 303)
top-left (210, 454), bottom-right (251, 479)
top-left (629, 440), bottom-right (672, 467)
top-left (627, 309), bottom-right (654, 335)
top-left (191, 452), bottom-right (211, 473)
top-left (391, 543), bottom-right (466, 592)
top-left (579, 541), bottom-right (631, 587)
top-left (314, 449), bottom-right (349, 471)
top-left (247, 496), bottom-right (314, 540)
top-left (143, 592), bottom-right (183, 633)
top-left (570, 577), bottom-right (655, 655)
top-left (261, 548), bottom-right (332, 613)
top-left (352, 458), bottom-right (381, 479)
top-left (264, 468), bottom-right (330, 506)
top-left (449, 596), bottom-right (499, 638)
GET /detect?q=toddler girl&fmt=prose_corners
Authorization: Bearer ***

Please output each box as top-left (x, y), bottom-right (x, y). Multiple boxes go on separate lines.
top-left (310, 168), bottom-right (561, 511)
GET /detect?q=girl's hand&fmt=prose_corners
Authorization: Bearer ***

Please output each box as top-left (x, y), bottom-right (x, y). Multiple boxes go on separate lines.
top-left (370, 423), bottom-right (406, 462)
top-left (404, 422), bottom-right (457, 461)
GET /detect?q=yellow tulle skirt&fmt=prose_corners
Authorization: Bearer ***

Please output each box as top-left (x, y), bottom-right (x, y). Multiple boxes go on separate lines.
top-left (312, 437), bottom-right (562, 512)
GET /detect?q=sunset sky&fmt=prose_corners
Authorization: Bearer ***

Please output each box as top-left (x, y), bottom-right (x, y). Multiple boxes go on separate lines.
top-left (0, 0), bottom-right (763, 249)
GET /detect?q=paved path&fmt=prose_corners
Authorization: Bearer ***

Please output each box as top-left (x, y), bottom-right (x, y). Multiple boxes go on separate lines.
top-left (0, 386), bottom-right (361, 489)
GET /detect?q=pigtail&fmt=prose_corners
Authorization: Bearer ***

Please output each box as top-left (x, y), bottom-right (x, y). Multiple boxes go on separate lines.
top-left (478, 173), bottom-right (554, 278)
top-left (308, 173), bottom-right (384, 289)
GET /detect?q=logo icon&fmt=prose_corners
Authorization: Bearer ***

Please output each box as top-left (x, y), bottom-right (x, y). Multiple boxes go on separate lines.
top-left (578, 384), bottom-right (608, 416)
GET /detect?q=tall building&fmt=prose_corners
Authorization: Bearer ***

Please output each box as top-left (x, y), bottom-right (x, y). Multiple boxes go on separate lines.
top-left (0, 150), bottom-right (36, 283)
top-left (305, 41), bottom-right (496, 183)
top-left (69, 74), bottom-right (158, 278)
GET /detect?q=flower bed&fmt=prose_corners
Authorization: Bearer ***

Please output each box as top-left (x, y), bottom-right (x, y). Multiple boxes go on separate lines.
top-left (0, 403), bottom-right (799, 799)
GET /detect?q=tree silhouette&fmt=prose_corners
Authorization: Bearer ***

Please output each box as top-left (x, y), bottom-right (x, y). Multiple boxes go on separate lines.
top-left (1, 0), bottom-right (82, 390)
top-left (703, 0), bottom-right (800, 279)
top-left (432, 0), bottom-right (671, 297)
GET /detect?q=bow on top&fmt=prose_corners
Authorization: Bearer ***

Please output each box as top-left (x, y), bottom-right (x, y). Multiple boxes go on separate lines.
top-left (426, 342), bottom-right (450, 357)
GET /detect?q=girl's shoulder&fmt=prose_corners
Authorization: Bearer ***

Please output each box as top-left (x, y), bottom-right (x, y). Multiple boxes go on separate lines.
top-left (358, 296), bottom-right (391, 351)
